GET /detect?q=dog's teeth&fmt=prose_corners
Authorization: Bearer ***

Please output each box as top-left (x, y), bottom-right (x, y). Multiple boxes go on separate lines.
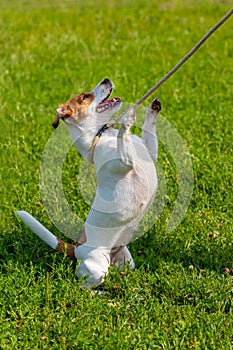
top-left (97, 104), bottom-right (108, 113)
top-left (97, 97), bottom-right (121, 113)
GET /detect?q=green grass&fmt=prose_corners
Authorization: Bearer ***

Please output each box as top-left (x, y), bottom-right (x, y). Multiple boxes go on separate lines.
top-left (1, 0), bottom-right (233, 348)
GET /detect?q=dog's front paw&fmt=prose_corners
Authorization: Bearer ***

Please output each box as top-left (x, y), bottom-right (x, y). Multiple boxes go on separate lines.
top-left (122, 108), bottom-right (136, 128)
top-left (151, 97), bottom-right (161, 113)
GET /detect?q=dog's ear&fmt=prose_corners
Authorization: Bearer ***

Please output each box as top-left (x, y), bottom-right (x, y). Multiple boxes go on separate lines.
top-left (52, 104), bottom-right (73, 129)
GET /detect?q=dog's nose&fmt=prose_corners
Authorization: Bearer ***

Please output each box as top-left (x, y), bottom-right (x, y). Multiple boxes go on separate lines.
top-left (101, 78), bottom-right (110, 84)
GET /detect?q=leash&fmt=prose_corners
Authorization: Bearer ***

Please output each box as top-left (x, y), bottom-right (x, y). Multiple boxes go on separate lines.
top-left (89, 7), bottom-right (233, 160)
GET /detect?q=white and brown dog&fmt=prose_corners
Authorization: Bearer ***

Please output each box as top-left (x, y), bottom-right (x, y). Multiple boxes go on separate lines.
top-left (17, 78), bottom-right (161, 288)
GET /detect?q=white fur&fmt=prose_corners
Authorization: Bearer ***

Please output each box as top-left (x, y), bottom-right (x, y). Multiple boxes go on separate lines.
top-left (17, 78), bottom-right (160, 288)
top-left (17, 210), bottom-right (58, 250)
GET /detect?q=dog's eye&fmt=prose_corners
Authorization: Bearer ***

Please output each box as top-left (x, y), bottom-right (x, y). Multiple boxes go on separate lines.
top-left (83, 94), bottom-right (89, 100)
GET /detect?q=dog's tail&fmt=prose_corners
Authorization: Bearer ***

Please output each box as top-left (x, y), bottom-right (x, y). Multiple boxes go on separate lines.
top-left (16, 211), bottom-right (76, 260)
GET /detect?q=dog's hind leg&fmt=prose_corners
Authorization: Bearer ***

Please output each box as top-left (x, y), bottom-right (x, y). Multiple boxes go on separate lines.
top-left (142, 98), bottom-right (161, 161)
top-left (16, 211), bottom-right (109, 287)
top-left (110, 245), bottom-right (135, 270)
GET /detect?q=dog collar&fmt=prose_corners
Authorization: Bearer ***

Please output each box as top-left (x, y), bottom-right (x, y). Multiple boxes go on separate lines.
top-left (88, 116), bottom-right (120, 163)
top-left (88, 122), bottom-right (113, 163)
top-left (95, 123), bottom-right (109, 139)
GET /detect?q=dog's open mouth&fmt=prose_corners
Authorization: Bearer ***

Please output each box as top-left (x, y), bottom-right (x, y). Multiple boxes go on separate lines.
top-left (96, 90), bottom-right (121, 113)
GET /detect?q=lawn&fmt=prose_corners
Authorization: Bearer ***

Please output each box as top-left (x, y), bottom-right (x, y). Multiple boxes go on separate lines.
top-left (0, 0), bottom-right (233, 348)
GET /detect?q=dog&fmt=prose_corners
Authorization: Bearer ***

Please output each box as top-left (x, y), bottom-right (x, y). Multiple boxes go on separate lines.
top-left (17, 78), bottom-right (161, 288)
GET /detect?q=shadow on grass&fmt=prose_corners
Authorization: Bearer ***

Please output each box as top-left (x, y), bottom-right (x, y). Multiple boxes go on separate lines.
top-left (0, 225), bottom-right (76, 279)
top-left (131, 226), bottom-right (233, 275)
top-left (1, 220), bottom-right (232, 283)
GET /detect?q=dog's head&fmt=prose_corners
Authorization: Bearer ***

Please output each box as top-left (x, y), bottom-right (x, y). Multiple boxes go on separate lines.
top-left (52, 78), bottom-right (122, 128)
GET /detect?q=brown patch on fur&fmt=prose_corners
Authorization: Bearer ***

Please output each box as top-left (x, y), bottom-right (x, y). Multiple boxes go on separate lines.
top-left (52, 92), bottom-right (94, 128)
top-left (58, 103), bottom-right (73, 118)
top-left (55, 231), bottom-right (86, 260)
top-left (56, 238), bottom-right (78, 260)
top-left (66, 92), bottom-right (94, 123)
top-left (52, 104), bottom-right (73, 128)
